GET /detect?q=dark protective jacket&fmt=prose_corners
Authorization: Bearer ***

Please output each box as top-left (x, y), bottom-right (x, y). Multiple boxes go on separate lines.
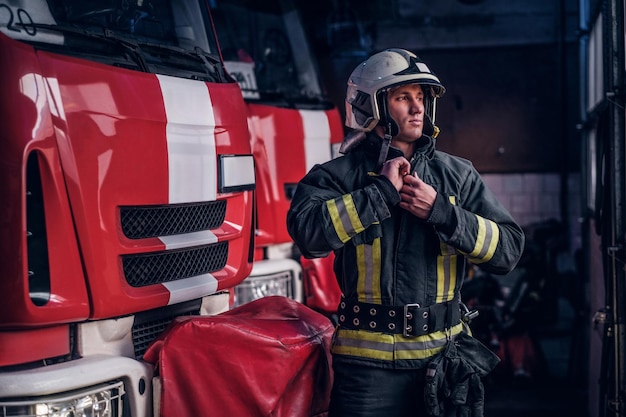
top-left (287, 132), bottom-right (524, 370)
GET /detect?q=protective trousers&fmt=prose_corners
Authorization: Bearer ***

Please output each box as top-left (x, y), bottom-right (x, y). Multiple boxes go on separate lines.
top-left (328, 362), bottom-right (428, 417)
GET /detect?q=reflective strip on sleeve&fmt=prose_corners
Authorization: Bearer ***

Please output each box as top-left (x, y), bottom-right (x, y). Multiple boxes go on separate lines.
top-left (467, 216), bottom-right (500, 263)
top-left (326, 194), bottom-right (365, 243)
top-left (436, 242), bottom-right (458, 303)
top-left (356, 238), bottom-right (382, 304)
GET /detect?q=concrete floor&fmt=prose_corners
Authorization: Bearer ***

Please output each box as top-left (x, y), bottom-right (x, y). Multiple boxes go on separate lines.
top-left (485, 375), bottom-right (587, 417)
top-left (483, 297), bottom-right (589, 417)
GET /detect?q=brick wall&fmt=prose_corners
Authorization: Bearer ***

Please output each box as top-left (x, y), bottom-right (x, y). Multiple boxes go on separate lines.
top-left (482, 173), bottom-right (582, 252)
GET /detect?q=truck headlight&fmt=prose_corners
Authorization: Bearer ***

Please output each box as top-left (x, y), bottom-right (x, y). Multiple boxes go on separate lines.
top-left (234, 258), bottom-right (302, 306)
top-left (234, 271), bottom-right (293, 306)
top-left (0, 381), bottom-right (124, 417)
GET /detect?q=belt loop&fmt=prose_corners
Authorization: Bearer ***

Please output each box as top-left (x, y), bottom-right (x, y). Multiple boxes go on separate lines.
top-left (446, 300), bottom-right (454, 326)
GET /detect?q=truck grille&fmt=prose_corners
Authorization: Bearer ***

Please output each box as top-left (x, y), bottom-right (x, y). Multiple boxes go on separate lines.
top-left (132, 314), bottom-right (196, 360)
top-left (132, 318), bottom-right (172, 360)
top-left (132, 300), bottom-right (201, 360)
top-left (122, 242), bottom-right (228, 287)
top-left (120, 201), bottom-right (226, 239)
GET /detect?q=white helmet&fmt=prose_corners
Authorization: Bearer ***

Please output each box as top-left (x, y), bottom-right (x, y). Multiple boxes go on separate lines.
top-left (345, 48), bottom-right (445, 136)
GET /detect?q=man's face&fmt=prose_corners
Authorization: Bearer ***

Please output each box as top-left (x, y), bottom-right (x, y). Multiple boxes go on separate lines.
top-left (387, 83), bottom-right (425, 145)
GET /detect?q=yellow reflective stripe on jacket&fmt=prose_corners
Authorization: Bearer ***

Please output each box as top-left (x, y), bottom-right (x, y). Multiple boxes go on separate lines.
top-left (436, 242), bottom-right (457, 303)
top-left (395, 323), bottom-right (464, 360)
top-left (326, 194), bottom-right (365, 243)
top-left (467, 216), bottom-right (500, 264)
top-left (356, 238), bottom-right (382, 303)
top-left (331, 323), bottom-right (464, 361)
top-left (331, 328), bottom-right (395, 361)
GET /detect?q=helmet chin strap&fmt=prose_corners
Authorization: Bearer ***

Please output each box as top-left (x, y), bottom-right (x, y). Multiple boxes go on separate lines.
top-left (423, 114), bottom-right (438, 138)
top-left (376, 121), bottom-right (394, 170)
top-left (376, 91), bottom-right (398, 170)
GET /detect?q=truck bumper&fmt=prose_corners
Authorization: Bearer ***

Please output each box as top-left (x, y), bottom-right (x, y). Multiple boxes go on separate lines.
top-left (0, 354), bottom-right (153, 417)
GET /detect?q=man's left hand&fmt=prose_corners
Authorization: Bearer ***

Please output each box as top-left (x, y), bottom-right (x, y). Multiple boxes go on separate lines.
top-left (399, 173), bottom-right (437, 219)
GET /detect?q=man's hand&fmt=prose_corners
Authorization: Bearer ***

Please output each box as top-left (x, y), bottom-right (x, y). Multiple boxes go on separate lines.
top-left (380, 157), bottom-right (411, 192)
top-left (399, 172), bottom-right (437, 219)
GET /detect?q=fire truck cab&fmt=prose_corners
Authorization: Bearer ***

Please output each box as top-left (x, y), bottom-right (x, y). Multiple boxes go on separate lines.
top-left (0, 1), bottom-right (255, 415)
top-left (209, 0), bottom-right (345, 308)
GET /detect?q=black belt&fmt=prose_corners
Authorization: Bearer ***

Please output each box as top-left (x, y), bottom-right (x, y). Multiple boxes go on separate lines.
top-left (337, 299), bottom-right (462, 337)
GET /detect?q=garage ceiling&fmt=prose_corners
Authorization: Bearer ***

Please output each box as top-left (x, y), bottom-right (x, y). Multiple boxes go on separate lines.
top-left (386, 0), bottom-right (580, 49)
top-left (301, 0), bottom-right (579, 52)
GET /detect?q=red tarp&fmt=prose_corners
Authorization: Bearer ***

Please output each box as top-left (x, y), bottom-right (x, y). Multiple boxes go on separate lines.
top-left (301, 254), bottom-right (342, 316)
top-left (144, 296), bottom-right (335, 417)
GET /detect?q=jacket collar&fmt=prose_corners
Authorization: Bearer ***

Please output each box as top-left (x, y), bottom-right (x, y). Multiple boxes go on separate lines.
top-left (362, 132), bottom-right (436, 161)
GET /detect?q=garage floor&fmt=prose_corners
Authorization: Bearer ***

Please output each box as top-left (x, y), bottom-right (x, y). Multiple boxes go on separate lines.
top-left (483, 297), bottom-right (589, 417)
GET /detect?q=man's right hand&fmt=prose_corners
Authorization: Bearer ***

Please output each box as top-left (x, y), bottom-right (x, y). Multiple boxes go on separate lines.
top-left (380, 156), bottom-right (411, 192)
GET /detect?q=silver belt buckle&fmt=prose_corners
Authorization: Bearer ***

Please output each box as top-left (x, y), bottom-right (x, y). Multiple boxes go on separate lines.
top-left (403, 303), bottom-right (420, 337)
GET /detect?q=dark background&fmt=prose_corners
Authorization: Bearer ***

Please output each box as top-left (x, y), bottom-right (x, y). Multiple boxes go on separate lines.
top-left (295, 0), bottom-right (580, 174)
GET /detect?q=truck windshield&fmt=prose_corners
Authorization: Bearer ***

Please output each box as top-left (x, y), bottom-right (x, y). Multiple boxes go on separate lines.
top-left (0, 0), bottom-right (225, 82)
top-left (211, 0), bottom-right (330, 108)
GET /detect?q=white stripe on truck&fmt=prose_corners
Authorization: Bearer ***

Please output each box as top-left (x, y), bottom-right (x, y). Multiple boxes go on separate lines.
top-left (299, 110), bottom-right (331, 172)
top-left (163, 275), bottom-right (219, 305)
top-left (157, 75), bottom-right (217, 204)
top-left (159, 230), bottom-right (218, 250)
top-left (157, 75), bottom-right (219, 302)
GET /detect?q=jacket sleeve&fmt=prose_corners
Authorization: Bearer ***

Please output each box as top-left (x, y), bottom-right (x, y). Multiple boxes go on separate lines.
top-left (287, 162), bottom-right (400, 259)
top-left (426, 167), bottom-right (525, 275)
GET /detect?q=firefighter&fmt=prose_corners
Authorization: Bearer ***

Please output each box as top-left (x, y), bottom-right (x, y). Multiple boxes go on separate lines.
top-left (286, 48), bottom-right (524, 417)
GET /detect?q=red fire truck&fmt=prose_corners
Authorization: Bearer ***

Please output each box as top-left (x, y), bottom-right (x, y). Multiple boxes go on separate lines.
top-left (209, 0), bottom-right (345, 310)
top-left (0, 1), bottom-right (256, 415)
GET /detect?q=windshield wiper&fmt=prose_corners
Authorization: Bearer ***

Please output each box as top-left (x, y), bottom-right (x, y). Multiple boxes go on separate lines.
top-left (18, 22), bottom-right (148, 71)
top-left (130, 39), bottom-right (226, 82)
top-left (18, 23), bottom-right (225, 81)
